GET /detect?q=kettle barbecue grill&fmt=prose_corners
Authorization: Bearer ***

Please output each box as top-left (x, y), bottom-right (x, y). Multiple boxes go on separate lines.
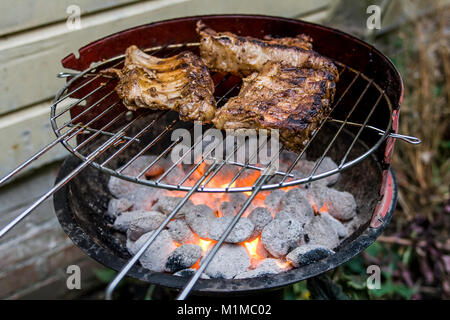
top-left (0, 15), bottom-right (420, 300)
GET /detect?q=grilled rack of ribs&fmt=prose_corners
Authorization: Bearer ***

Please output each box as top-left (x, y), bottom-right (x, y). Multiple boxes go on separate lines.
top-left (196, 21), bottom-right (338, 79)
top-left (103, 45), bottom-right (216, 122)
top-left (213, 62), bottom-right (337, 152)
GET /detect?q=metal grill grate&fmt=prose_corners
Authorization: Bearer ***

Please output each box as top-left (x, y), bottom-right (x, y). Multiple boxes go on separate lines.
top-left (0, 41), bottom-right (420, 300)
top-left (49, 42), bottom-right (418, 194)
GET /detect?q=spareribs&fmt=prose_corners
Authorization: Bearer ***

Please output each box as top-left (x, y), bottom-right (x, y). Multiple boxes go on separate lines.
top-left (104, 45), bottom-right (216, 122)
top-left (212, 62), bottom-right (337, 152)
top-left (196, 21), bottom-right (338, 79)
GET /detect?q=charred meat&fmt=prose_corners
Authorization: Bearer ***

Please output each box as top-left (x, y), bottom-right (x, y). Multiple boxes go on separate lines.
top-left (212, 62), bottom-right (337, 152)
top-left (196, 21), bottom-right (338, 78)
top-left (104, 45), bottom-right (216, 122)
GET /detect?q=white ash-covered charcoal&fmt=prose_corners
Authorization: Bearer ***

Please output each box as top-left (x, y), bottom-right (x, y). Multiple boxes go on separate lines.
top-left (263, 190), bottom-right (286, 214)
top-left (173, 268), bottom-right (210, 279)
top-left (229, 192), bottom-right (250, 208)
top-left (228, 193), bottom-right (254, 214)
top-left (126, 236), bottom-right (137, 255)
top-left (153, 196), bottom-right (194, 218)
top-left (128, 230), bottom-right (176, 272)
top-left (165, 244), bottom-right (202, 273)
top-left (126, 155), bottom-right (170, 180)
top-left (129, 186), bottom-right (166, 211)
top-left (305, 182), bottom-right (327, 206)
top-left (107, 197), bottom-right (133, 218)
top-left (293, 159), bottom-right (315, 178)
top-left (277, 189), bottom-right (315, 225)
top-left (108, 156), bottom-right (161, 198)
top-left (127, 211), bottom-right (167, 241)
top-left (248, 207), bottom-right (272, 237)
top-left (125, 155), bottom-right (159, 174)
top-left (219, 201), bottom-right (237, 217)
top-left (108, 176), bottom-right (139, 199)
top-left (235, 258), bottom-right (289, 279)
top-left (208, 216), bottom-right (255, 243)
top-left (113, 210), bottom-right (155, 232)
top-left (281, 188), bottom-right (309, 208)
top-left (203, 244), bottom-right (250, 279)
top-left (286, 244), bottom-right (335, 267)
top-left (185, 204), bottom-right (216, 238)
top-left (167, 219), bottom-right (197, 244)
top-left (321, 211), bottom-right (348, 238)
top-left (323, 188), bottom-right (357, 221)
top-left (279, 150), bottom-right (307, 167)
top-left (293, 157), bottom-right (340, 186)
top-left (261, 218), bottom-right (303, 258)
top-left (143, 158), bottom-right (169, 178)
top-left (161, 165), bottom-right (186, 185)
top-left (303, 215), bottom-right (340, 249)
top-left (343, 209), bottom-right (371, 234)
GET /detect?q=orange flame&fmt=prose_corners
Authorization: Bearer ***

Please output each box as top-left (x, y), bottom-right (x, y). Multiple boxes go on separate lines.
top-left (243, 236), bottom-right (262, 260)
top-left (319, 201), bottom-right (329, 213)
top-left (198, 239), bottom-right (213, 252)
top-left (275, 260), bottom-right (291, 270)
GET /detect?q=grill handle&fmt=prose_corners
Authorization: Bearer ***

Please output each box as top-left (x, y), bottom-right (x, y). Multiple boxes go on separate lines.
top-left (388, 133), bottom-right (421, 145)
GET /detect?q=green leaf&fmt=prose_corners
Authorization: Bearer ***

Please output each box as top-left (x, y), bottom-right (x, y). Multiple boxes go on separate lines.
top-left (144, 285), bottom-right (156, 300)
top-left (93, 268), bottom-right (117, 283)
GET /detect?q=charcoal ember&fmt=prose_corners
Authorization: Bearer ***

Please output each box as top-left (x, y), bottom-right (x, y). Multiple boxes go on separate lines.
top-left (294, 157), bottom-right (339, 186)
top-left (127, 211), bottom-right (167, 241)
top-left (235, 258), bottom-right (288, 279)
top-left (252, 239), bottom-right (271, 265)
top-left (303, 215), bottom-right (340, 249)
top-left (128, 230), bottom-right (176, 272)
top-left (263, 190), bottom-right (286, 214)
top-left (143, 158), bottom-right (168, 178)
top-left (126, 237), bottom-right (137, 255)
top-left (165, 244), bottom-right (202, 273)
top-left (323, 188), bottom-right (357, 221)
top-left (153, 196), bottom-right (194, 218)
top-left (173, 268), bottom-right (210, 279)
top-left (108, 156), bottom-right (161, 198)
top-left (162, 165), bottom-right (186, 185)
top-left (279, 150), bottom-right (306, 167)
top-left (261, 219), bottom-right (303, 258)
top-left (219, 201), bottom-right (236, 217)
top-left (108, 176), bottom-right (139, 198)
top-left (167, 219), bottom-right (197, 243)
top-left (305, 182), bottom-right (327, 206)
top-left (277, 189), bottom-right (314, 225)
top-left (344, 210), bottom-right (371, 234)
top-left (281, 188), bottom-right (310, 208)
top-left (228, 193), bottom-right (253, 213)
top-left (293, 159), bottom-right (315, 178)
top-left (209, 216), bottom-right (255, 243)
top-left (203, 244), bottom-right (250, 279)
top-left (286, 244), bottom-right (335, 267)
top-left (321, 211), bottom-right (348, 238)
top-left (107, 197), bottom-right (133, 218)
top-left (130, 186), bottom-right (166, 211)
top-left (185, 204), bottom-right (216, 238)
top-left (315, 157), bottom-right (340, 186)
top-left (248, 207), bottom-right (272, 235)
top-left (113, 210), bottom-right (153, 232)
top-left (125, 155), bottom-right (158, 174)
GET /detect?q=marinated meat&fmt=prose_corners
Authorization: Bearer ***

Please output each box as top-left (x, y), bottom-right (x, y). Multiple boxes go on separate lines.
top-left (212, 62), bottom-right (337, 152)
top-left (196, 21), bottom-right (338, 78)
top-left (104, 45), bottom-right (216, 122)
